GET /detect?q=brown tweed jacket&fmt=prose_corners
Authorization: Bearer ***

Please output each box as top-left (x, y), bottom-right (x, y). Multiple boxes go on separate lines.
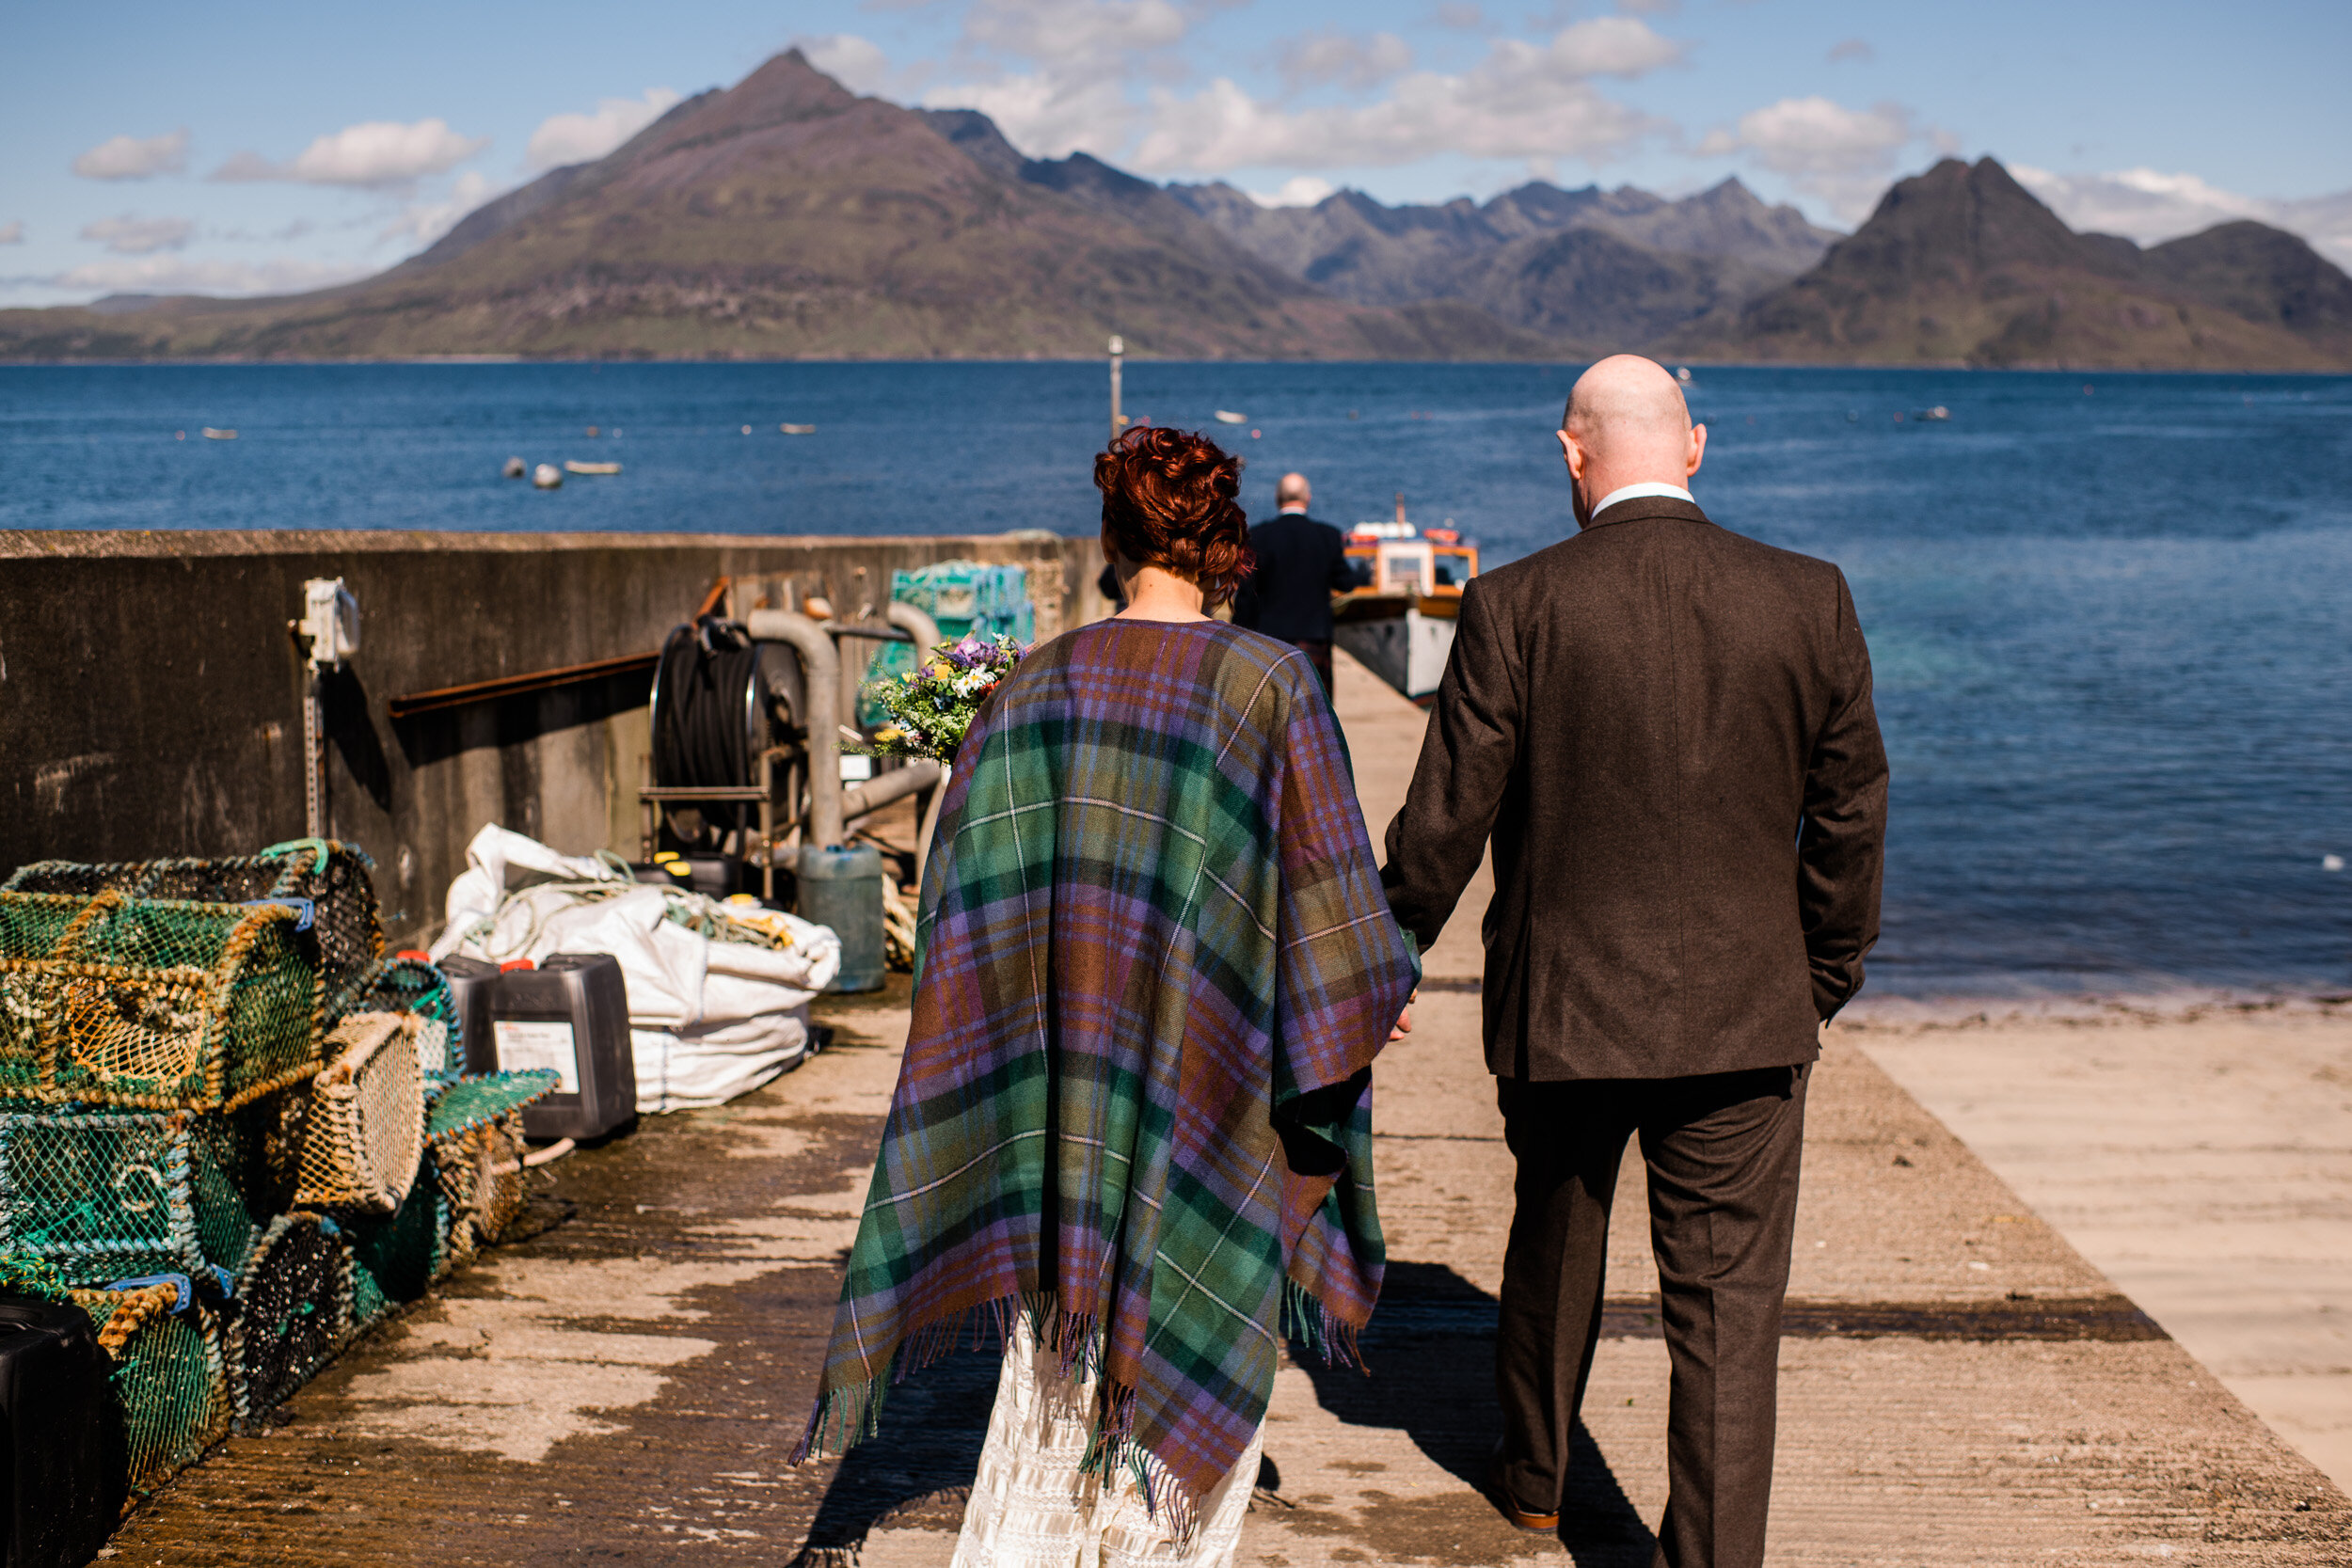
top-left (1381, 494), bottom-right (1888, 1081)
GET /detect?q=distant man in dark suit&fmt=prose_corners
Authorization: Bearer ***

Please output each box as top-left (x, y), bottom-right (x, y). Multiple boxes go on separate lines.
top-left (1380, 356), bottom-right (1887, 1568)
top-left (1232, 471), bottom-right (1356, 696)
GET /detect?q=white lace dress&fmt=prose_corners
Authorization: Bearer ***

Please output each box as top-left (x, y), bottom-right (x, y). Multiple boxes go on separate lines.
top-left (949, 1317), bottom-right (1264, 1568)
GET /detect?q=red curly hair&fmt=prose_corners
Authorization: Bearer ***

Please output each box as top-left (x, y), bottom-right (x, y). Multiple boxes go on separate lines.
top-left (1094, 425), bottom-right (1255, 607)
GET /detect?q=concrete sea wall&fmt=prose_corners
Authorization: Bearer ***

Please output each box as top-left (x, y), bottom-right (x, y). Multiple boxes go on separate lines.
top-left (0, 529), bottom-right (1109, 942)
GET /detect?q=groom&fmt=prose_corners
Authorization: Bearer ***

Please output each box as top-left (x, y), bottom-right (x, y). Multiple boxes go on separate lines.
top-left (1380, 356), bottom-right (1887, 1567)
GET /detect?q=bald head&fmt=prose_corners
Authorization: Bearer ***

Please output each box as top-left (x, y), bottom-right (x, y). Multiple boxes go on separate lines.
top-left (1557, 355), bottom-right (1706, 527)
top-left (1564, 355), bottom-right (1692, 455)
top-left (1276, 471), bottom-right (1311, 511)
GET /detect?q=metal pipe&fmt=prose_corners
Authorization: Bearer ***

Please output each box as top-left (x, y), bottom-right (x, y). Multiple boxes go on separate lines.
top-left (745, 610), bottom-right (844, 850)
top-left (884, 600), bottom-right (943, 658)
top-left (841, 758), bottom-right (942, 822)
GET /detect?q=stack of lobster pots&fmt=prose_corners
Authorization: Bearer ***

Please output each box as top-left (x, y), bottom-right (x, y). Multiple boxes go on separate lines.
top-left (0, 841), bottom-right (558, 1516)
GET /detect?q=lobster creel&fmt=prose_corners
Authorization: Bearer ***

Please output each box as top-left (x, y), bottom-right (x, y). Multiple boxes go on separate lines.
top-left (70, 1278), bottom-right (231, 1496)
top-left (0, 890), bottom-right (322, 1111)
top-left (0, 1105), bottom-right (257, 1287)
top-left (294, 1011), bottom-right (424, 1215)
top-left (227, 1212), bottom-right (352, 1428)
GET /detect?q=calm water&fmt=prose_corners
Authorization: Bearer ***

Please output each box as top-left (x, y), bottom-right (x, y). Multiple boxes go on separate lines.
top-left (5, 361), bottom-right (2350, 1002)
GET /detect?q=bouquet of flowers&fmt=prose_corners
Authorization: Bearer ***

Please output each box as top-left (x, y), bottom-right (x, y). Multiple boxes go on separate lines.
top-left (858, 632), bottom-right (1028, 762)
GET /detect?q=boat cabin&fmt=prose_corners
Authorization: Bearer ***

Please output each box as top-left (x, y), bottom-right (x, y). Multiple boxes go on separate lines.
top-left (1343, 522), bottom-right (1479, 598)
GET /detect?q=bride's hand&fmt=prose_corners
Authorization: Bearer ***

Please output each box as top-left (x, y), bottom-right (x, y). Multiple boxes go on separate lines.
top-left (1390, 990), bottom-right (1418, 1040)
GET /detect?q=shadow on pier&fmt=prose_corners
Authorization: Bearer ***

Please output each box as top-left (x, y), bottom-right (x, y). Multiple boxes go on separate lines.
top-left (792, 1261), bottom-right (1655, 1567)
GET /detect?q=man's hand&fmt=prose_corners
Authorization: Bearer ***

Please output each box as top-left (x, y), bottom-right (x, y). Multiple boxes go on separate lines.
top-left (1390, 991), bottom-right (1418, 1041)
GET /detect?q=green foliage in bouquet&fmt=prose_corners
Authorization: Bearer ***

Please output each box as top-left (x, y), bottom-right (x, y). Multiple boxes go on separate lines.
top-left (857, 633), bottom-right (1028, 763)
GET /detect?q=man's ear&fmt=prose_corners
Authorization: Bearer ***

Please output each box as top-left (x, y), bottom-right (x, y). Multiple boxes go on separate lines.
top-left (1687, 422), bottom-right (1708, 478)
top-left (1557, 427), bottom-right (1583, 480)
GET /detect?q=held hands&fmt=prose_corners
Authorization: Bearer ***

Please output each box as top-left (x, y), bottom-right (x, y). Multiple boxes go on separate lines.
top-left (1390, 990), bottom-right (1418, 1041)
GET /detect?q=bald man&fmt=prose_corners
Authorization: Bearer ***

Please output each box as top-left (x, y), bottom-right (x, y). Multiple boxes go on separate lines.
top-left (1231, 471), bottom-right (1356, 696)
top-left (1380, 356), bottom-right (1886, 1567)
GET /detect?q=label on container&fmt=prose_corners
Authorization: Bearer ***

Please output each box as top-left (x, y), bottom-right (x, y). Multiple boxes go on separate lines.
top-left (494, 1020), bottom-right (580, 1093)
top-left (840, 753), bottom-right (873, 782)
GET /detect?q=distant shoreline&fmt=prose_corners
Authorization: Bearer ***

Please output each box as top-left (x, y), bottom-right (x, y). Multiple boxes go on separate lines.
top-left (3, 356), bottom-right (2348, 374)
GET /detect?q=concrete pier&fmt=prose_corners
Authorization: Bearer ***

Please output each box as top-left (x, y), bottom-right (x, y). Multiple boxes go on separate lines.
top-left (97, 652), bottom-right (2351, 1566)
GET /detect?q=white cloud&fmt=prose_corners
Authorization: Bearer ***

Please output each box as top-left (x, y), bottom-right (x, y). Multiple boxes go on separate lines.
top-left (925, 73), bottom-right (1136, 160)
top-left (80, 214), bottom-right (196, 254)
top-left (381, 171), bottom-right (501, 246)
top-left (46, 255), bottom-right (373, 299)
top-left (796, 35), bottom-right (892, 95)
top-left (1127, 20), bottom-right (1677, 175)
top-left (0, 222), bottom-right (23, 245)
top-left (1248, 176), bottom-right (1337, 208)
top-left (1698, 95), bottom-right (1920, 219)
top-left (213, 119), bottom-right (487, 189)
top-left (963, 0), bottom-right (1188, 72)
top-left (1279, 30), bottom-right (1414, 92)
top-left (72, 128), bottom-right (191, 181)
top-left (920, 0), bottom-right (1194, 157)
top-left (1827, 38), bottom-right (1874, 64)
top-left (525, 88), bottom-right (682, 171)
top-left (2012, 165), bottom-right (2352, 269)
top-left (1431, 2), bottom-right (1484, 27)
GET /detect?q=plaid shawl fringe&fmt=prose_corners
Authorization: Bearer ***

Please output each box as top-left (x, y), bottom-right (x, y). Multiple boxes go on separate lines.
top-left (789, 1282), bottom-right (1366, 1544)
top-left (792, 623), bottom-right (1417, 1542)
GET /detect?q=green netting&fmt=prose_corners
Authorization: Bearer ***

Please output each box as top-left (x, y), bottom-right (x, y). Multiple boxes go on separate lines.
top-left (348, 1252), bottom-right (389, 1330)
top-left (6, 840), bottom-right (383, 1022)
top-left (345, 1157), bottom-right (444, 1311)
top-left (72, 1283), bottom-right (230, 1496)
top-left (426, 1070), bottom-right (558, 1142)
top-left (342, 956), bottom-right (465, 1087)
top-left (0, 890), bottom-right (322, 1111)
top-left (228, 1212), bottom-right (352, 1428)
top-left (0, 1108), bottom-right (257, 1286)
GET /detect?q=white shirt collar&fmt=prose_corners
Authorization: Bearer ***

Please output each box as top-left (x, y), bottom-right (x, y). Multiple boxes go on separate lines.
top-left (1278, 504), bottom-right (1309, 514)
top-left (1591, 481), bottom-right (1694, 518)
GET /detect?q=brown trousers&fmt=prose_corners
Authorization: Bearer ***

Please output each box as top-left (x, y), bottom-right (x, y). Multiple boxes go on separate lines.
top-left (1495, 1064), bottom-right (1808, 1568)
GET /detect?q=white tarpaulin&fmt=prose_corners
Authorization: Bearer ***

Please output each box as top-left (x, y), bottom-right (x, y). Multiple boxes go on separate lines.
top-left (429, 826), bottom-right (841, 1112)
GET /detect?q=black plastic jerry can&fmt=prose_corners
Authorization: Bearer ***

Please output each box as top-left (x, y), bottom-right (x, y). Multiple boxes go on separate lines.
top-left (484, 952), bottom-right (637, 1142)
top-left (0, 1294), bottom-right (126, 1568)
top-left (437, 953), bottom-right (500, 1074)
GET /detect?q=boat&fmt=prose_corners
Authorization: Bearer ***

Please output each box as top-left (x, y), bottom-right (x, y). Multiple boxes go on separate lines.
top-left (564, 460), bottom-right (623, 476)
top-left (780, 423), bottom-right (816, 435)
top-left (201, 427), bottom-right (237, 440)
top-left (1917, 405), bottom-right (1951, 421)
top-left (1213, 410), bottom-right (1248, 424)
top-left (1328, 494), bottom-right (1480, 704)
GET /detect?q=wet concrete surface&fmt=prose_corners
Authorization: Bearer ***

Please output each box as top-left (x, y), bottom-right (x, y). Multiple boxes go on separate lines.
top-left (98, 652), bottom-right (2352, 1566)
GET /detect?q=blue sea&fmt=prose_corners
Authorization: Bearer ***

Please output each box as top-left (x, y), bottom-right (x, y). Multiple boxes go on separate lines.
top-left (4, 361), bottom-right (2350, 1003)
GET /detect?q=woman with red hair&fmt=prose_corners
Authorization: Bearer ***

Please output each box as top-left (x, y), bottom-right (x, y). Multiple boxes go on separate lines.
top-left (798, 426), bottom-right (1420, 1566)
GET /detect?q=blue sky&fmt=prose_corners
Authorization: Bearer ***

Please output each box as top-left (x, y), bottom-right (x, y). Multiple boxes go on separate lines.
top-left (5, 0), bottom-right (2348, 308)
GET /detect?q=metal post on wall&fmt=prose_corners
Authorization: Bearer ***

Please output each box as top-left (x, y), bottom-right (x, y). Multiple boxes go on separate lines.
top-left (1108, 334), bottom-right (1124, 446)
top-left (295, 578), bottom-right (358, 839)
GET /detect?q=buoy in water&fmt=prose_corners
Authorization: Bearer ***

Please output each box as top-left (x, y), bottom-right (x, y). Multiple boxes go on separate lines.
top-left (781, 423), bottom-right (815, 435)
top-left (502, 456), bottom-right (527, 479)
top-left (532, 463), bottom-right (564, 489)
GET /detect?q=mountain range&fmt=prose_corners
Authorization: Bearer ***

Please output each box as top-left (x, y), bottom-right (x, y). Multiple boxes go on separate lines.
top-left (4, 51), bottom-right (2346, 369)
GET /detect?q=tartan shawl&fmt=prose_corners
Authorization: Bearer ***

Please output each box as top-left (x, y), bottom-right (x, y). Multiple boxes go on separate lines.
top-left (795, 618), bottom-right (1419, 1532)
